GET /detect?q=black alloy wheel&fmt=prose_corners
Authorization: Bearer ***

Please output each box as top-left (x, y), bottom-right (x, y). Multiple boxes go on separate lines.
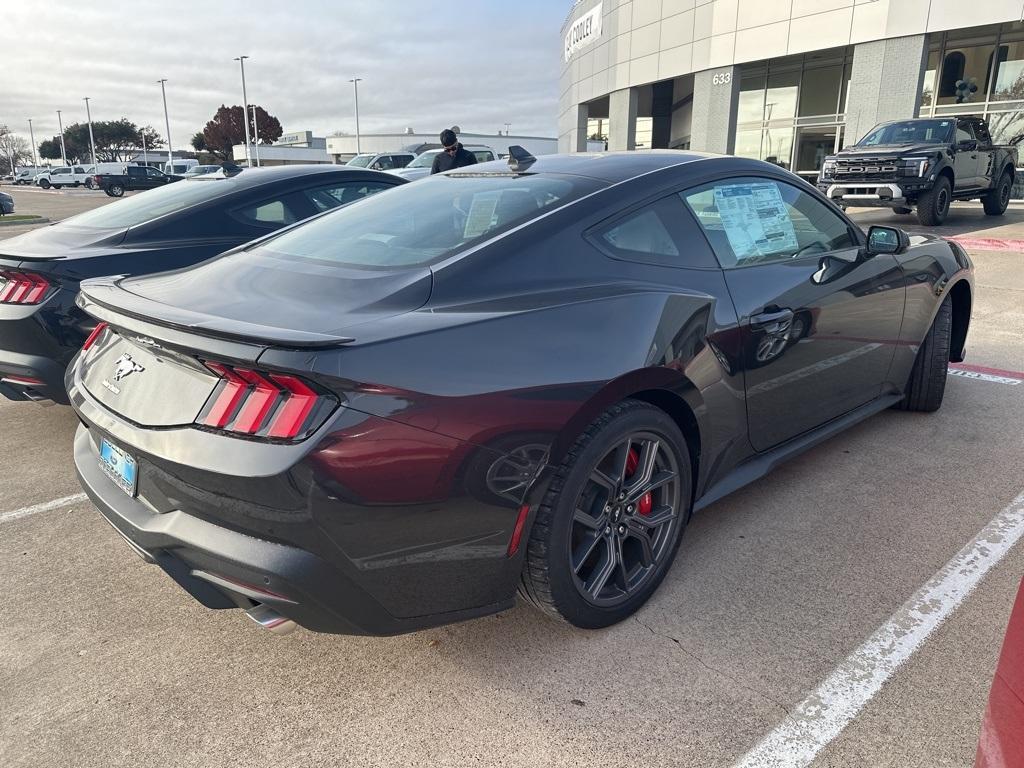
top-left (519, 400), bottom-right (691, 628)
top-left (569, 432), bottom-right (682, 607)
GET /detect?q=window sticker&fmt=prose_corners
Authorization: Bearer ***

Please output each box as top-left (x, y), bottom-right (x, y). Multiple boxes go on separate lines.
top-left (463, 193), bottom-right (500, 238)
top-left (713, 183), bottom-right (799, 261)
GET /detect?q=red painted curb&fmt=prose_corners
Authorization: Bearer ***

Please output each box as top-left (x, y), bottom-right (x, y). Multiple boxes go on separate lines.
top-left (950, 236), bottom-right (1024, 252)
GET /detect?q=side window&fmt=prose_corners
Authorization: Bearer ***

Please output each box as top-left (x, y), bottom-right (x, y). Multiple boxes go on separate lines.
top-left (394, 155), bottom-right (413, 168)
top-left (73, 166), bottom-right (85, 174)
top-left (302, 181), bottom-right (393, 212)
top-left (591, 196), bottom-right (717, 268)
top-left (681, 178), bottom-right (856, 268)
top-left (145, 166), bottom-right (163, 177)
top-left (233, 198), bottom-right (299, 228)
top-left (974, 121), bottom-right (992, 144)
top-left (956, 122), bottom-right (975, 143)
top-left (373, 156), bottom-right (394, 170)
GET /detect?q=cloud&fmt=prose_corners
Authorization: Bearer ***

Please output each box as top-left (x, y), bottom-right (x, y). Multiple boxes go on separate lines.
top-left (2, 0), bottom-right (563, 149)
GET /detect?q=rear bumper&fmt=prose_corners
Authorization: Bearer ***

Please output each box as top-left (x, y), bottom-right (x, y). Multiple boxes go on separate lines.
top-left (0, 286), bottom-right (89, 403)
top-left (74, 424), bottom-right (515, 635)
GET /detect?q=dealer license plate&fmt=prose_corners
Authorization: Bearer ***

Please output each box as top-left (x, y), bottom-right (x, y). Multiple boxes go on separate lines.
top-left (99, 438), bottom-right (138, 497)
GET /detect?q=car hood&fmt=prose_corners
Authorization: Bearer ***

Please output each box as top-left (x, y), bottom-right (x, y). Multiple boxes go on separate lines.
top-left (83, 252), bottom-right (433, 347)
top-left (834, 142), bottom-right (946, 157)
top-left (0, 223), bottom-right (126, 260)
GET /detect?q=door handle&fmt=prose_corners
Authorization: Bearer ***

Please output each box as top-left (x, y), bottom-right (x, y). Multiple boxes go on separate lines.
top-left (750, 307), bottom-right (794, 330)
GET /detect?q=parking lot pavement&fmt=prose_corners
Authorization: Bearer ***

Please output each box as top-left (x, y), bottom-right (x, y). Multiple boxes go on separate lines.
top-left (0, 184), bottom-right (122, 236)
top-left (848, 201), bottom-right (1024, 244)
top-left (1, 211), bottom-right (1022, 767)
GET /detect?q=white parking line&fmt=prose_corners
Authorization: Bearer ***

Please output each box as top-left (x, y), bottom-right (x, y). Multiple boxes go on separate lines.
top-left (734, 490), bottom-right (1024, 768)
top-left (0, 492), bottom-right (88, 524)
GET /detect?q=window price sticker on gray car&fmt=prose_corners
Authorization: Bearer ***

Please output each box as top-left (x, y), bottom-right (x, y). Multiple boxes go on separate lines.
top-left (713, 183), bottom-right (799, 261)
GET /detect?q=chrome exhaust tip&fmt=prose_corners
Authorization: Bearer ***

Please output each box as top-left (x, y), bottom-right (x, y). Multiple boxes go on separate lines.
top-left (245, 603), bottom-right (298, 635)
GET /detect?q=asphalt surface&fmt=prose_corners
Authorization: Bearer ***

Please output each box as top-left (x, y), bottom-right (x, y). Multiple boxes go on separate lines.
top-left (1, 185), bottom-right (1022, 767)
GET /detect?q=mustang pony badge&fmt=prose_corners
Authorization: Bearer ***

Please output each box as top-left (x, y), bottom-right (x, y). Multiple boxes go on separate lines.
top-left (113, 353), bottom-right (145, 381)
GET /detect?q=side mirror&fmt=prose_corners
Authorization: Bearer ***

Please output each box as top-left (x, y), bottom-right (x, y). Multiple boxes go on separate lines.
top-left (958, 139), bottom-right (978, 151)
top-left (370, 162), bottom-right (382, 170)
top-left (866, 225), bottom-right (910, 255)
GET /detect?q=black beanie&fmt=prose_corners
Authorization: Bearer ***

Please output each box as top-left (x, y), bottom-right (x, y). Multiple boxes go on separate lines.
top-left (440, 129), bottom-right (458, 147)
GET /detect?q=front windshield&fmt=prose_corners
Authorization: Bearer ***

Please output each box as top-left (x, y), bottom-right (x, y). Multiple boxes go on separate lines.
top-left (246, 172), bottom-right (604, 270)
top-left (407, 151), bottom-right (440, 168)
top-left (857, 119), bottom-right (953, 146)
top-left (60, 178), bottom-right (235, 229)
top-left (347, 155), bottom-right (373, 167)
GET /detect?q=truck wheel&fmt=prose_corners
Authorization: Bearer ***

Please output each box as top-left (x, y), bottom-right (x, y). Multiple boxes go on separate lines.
top-left (982, 170), bottom-right (1012, 216)
top-left (916, 176), bottom-right (951, 226)
top-left (39, 179), bottom-right (51, 189)
top-left (896, 295), bottom-right (952, 413)
top-left (108, 184), bottom-right (124, 197)
top-left (893, 206), bottom-right (912, 215)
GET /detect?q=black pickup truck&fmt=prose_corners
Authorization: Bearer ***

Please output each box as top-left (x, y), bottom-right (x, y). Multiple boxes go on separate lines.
top-left (817, 116), bottom-right (1018, 225)
top-left (93, 165), bottom-right (182, 197)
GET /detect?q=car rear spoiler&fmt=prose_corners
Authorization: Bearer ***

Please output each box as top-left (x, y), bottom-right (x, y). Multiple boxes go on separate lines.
top-left (78, 277), bottom-right (355, 356)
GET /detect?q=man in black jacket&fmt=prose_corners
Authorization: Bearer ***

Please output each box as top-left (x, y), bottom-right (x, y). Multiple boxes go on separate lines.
top-left (431, 128), bottom-right (478, 174)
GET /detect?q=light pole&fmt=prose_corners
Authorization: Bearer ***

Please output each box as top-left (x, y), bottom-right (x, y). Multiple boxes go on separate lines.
top-left (234, 56), bottom-right (251, 166)
top-left (251, 105), bottom-right (261, 167)
top-left (157, 79), bottom-right (172, 170)
top-left (83, 97), bottom-right (97, 169)
top-left (27, 119), bottom-right (37, 168)
top-left (56, 110), bottom-right (67, 166)
top-left (349, 78), bottom-right (362, 155)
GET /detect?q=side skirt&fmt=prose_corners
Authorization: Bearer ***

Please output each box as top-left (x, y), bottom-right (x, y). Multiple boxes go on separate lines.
top-left (692, 393), bottom-right (903, 514)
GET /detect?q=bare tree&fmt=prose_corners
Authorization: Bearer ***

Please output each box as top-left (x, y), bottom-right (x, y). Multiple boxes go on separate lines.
top-left (0, 127), bottom-right (32, 174)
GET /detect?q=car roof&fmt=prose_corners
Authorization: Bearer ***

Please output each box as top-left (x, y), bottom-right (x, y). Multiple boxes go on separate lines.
top-left (450, 150), bottom-right (718, 183)
top-left (199, 164), bottom-right (389, 188)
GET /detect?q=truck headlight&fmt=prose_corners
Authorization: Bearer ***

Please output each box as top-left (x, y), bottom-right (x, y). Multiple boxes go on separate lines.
top-left (904, 157), bottom-right (931, 177)
top-left (820, 160), bottom-right (836, 179)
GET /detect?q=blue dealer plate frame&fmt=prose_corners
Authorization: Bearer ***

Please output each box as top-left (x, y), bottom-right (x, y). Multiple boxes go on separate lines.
top-left (99, 438), bottom-right (138, 497)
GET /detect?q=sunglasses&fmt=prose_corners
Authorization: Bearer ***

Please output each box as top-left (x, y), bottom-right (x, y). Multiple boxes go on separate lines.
top-left (444, 145), bottom-right (458, 154)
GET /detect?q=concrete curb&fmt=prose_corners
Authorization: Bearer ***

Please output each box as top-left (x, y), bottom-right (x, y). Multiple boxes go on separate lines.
top-left (0, 217), bottom-right (49, 227)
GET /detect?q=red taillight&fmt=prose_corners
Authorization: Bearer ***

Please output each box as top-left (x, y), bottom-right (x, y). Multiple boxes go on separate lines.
top-left (199, 362), bottom-right (333, 440)
top-left (82, 322), bottom-right (109, 350)
top-left (0, 271), bottom-right (50, 305)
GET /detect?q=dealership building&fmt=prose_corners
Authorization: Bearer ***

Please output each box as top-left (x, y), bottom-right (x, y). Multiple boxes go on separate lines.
top-left (559, 0), bottom-right (1024, 181)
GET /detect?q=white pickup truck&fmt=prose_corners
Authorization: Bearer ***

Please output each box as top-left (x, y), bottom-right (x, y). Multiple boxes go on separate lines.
top-left (35, 165), bottom-right (94, 189)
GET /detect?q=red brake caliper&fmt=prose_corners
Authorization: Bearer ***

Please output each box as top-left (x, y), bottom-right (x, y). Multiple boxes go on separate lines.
top-left (626, 448), bottom-right (654, 516)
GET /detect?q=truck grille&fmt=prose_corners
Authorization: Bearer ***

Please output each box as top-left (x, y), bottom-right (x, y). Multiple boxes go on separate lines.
top-left (833, 158), bottom-right (900, 181)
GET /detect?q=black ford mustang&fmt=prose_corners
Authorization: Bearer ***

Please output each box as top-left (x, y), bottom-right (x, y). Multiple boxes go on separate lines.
top-left (0, 165), bottom-right (404, 403)
top-left (67, 151), bottom-right (973, 636)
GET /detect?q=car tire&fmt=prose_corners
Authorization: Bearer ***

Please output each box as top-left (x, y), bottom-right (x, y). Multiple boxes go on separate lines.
top-left (39, 179), bottom-right (50, 189)
top-left (893, 206), bottom-right (913, 215)
top-left (982, 170), bottom-right (1012, 216)
top-left (519, 399), bottom-right (692, 629)
top-left (896, 295), bottom-right (952, 413)
top-left (916, 176), bottom-right (951, 226)
top-left (108, 184), bottom-right (124, 197)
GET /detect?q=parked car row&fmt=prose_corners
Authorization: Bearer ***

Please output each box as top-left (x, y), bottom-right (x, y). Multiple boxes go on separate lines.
top-left (0, 151), bottom-right (974, 640)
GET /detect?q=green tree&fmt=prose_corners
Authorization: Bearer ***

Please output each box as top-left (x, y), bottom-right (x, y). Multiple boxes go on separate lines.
top-left (39, 119), bottom-right (165, 164)
top-left (200, 104), bottom-right (283, 160)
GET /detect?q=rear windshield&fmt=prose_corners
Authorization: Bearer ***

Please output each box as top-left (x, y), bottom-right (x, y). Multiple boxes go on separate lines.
top-left (249, 172), bottom-right (604, 269)
top-left (60, 179), bottom-right (236, 229)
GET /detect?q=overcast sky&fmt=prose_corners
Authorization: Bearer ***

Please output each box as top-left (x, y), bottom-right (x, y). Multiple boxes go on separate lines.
top-left (3, 0), bottom-right (567, 151)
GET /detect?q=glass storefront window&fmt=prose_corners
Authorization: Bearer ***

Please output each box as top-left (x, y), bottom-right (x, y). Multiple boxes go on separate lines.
top-left (762, 128), bottom-right (794, 169)
top-left (799, 65), bottom-right (843, 117)
top-left (795, 127), bottom-right (840, 176)
top-left (937, 44), bottom-right (995, 104)
top-left (987, 110), bottom-right (1024, 143)
top-left (738, 71), bottom-right (767, 124)
top-left (922, 49), bottom-right (940, 108)
top-left (634, 117), bottom-right (653, 150)
top-left (766, 70), bottom-right (800, 121)
top-left (734, 129), bottom-right (762, 159)
top-left (992, 41), bottom-right (1024, 101)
